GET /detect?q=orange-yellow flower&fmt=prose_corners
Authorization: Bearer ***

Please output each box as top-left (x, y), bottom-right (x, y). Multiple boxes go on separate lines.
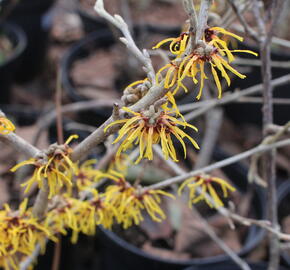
top-left (119, 189), bottom-right (175, 228)
top-left (0, 117), bottom-right (15, 134)
top-left (178, 42), bottom-right (257, 99)
top-left (155, 61), bottom-right (188, 94)
top-left (153, 32), bottom-right (189, 56)
top-left (178, 174), bottom-right (236, 208)
top-left (102, 170), bottom-right (175, 228)
top-left (204, 26), bottom-right (256, 62)
top-left (46, 191), bottom-right (115, 243)
top-left (73, 159), bottom-right (105, 191)
top-left (105, 106), bottom-right (199, 163)
top-left (103, 171), bottom-right (135, 216)
top-left (11, 135), bottom-right (78, 198)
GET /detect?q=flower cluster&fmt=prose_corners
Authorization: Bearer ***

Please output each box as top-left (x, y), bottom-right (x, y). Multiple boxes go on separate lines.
top-left (105, 106), bottom-right (199, 163)
top-left (44, 171), bottom-right (174, 240)
top-left (11, 135), bottom-right (78, 198)
top-left (0, 116), bottom-right (15, 135)
top-left (103, 171), bottom-right (175, 228)
top-left (0, 199), bottom-right (56, 270)
top-left (73, 159), bottom-right (105, 192)
top-left (153, 27), bottom-right (257, 99)
top-left (178, 174), bottom-right (236, 208)
top-left (45, 191), bottom-right (115, 243)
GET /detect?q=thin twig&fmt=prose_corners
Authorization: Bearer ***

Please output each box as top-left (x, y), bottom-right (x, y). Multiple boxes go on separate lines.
top-left (195, 0), bottom-right (213, 42)
top-left (94, 0), bottom-right (155, 82)
top-left (51, 235), bottom-right (62, 270)
top-left (71, 80), bottom-right (167, 162)
top-left (55, 70), bottom-right (64, 145)
top-left (32, 99), bottom-right (116, 146)
top-left (252, 1), bottom-right (286, 268)
top-left (32, 180), bottom-right (49, 219)
top-left (19, 243), bottom-right (45, 270)
top-left (228, 0), bottom-right (259, 41)
top-left (191, 207), bottom-right (251, 270)
top-left (181, 74), bottom-right (290, 121)
top-left (183, 0), bottom-right (198, 47)
top-left (234, 58), bottom-right (290, 68)
top-left (0, 132), bottom-right (40, 158)
top-left (144, 138), bottom-right (290, 191)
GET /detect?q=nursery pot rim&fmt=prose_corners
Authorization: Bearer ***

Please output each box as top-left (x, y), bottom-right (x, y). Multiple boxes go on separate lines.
top-left (0, 22), bottom-right (27, 68)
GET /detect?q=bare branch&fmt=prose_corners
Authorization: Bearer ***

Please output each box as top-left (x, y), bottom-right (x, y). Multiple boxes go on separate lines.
top-left (182, 74), bottom-right (290, 122)
top-left (145, 138), bottom-right (290, 191)
top-left (196, 0), bottom-right (213, 42)
top-left (228, 0), bottom-right (259, 41)
top-left (191, 207), bottom-right (251, 270)
top-left (71, 81), bottom-right (167, 162)
top-left (183, 0), bottom-right (198, 47)
top-left (0, 132), bottom-right (40, 158)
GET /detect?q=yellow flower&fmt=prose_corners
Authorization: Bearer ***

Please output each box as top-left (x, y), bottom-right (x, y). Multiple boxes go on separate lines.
top-left (73, 160), bottom-right (105, 191)
top-left (11, 135), bottom-right (78, 198)
top-left (108, 153), bottom-right (130, 174)
top-left (178, 174), bottom-right (236, 208)
top-left (204, 26), bottom-right (256, 62)
top-left (153, 32), bottom-right (189, 56)
top-left (117, 187), bottom-right (175, 228)
top-left (125, 78), bottom-right (148, 90)
top-left (0, 199), bottom-right (56, 270)
top-left (103, 171), bottom-right (135, 218)
top-left (105, 106), bottom-right (199, 163)
top-left (139, 189), bottom-right (175, 222)
top-left (155, 61), bottom-right (188, 94)
top-left (103, 170), bottom-right (175, 228)
top-left (178, 42), bottom-right (257, 99)
top-left (46, 192), bottom-right (115, 244)
top-left (0, 117), bottom-right (15, 135)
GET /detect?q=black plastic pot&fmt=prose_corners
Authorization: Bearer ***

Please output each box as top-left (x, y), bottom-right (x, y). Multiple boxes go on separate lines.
top-left (35, 234), bottom-right (103, 270)
top-left (6, 0), bottom-right (55, 82)
top-left (0, 23), bottom-right (27, 104)
top-left (277, 180), bottom-right (290, 267)
top-left (61, 30), bottom-right (116, 126)
top-left (98, 148), bottom-right (266, 270)
top-left (184, 261), bottom-right (288, 270)
top-left (224, 43), bottom-right (290, 126)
